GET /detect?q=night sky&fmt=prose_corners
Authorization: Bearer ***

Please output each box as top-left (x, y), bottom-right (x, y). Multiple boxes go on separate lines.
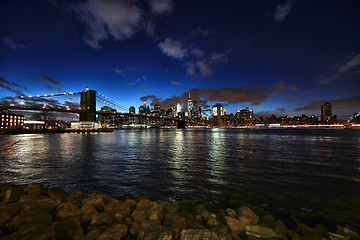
top-left (1, 0), bottom-right (360, 119)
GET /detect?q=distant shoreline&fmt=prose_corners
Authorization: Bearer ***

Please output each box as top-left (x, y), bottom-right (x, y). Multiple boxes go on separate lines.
top-left (0, 128), bottom-right (113, 135)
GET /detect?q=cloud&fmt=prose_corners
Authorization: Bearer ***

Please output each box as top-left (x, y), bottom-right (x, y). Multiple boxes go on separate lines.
top-left (71, 0), bottom-right (174, 48)
top-left (294, 95), bottom-right (360, 111)
top-left (127, 75), bottom-right (146, 85)
top-left (158, 38), bottom-right (188, 59)
top-left (72, 0), bottom-right (143, 48)
top-left (140, 85), bottom-right (271, 110)
top-left (186, 63), bottom-right (196, 77)
top-left (196, 61), bottom-right (213, 77)
top-left (140, 84), bottom-right (147, 91)
top-left (46, 85), bottom-right (55, 91)
top-left (39, 74), bottom-right (64, 86)
top-left (2, 38), bottom-right (26, 50)
top-left (171, 80), bottom-right (182, 85)
top-left (273, 81), bottom-right (300, 91)
top-left (149, 0), bottom-right (173, 15)
top-left (191, 25), bottom-right (213, 38)
top-left (0, 76), bottom-right (29, 94)
top-left (339, 53), bottom-right (360, 73)
top-left (318, 53), bottom-right (360, 85)
top-left (274, 0), bottom-right (294, 22)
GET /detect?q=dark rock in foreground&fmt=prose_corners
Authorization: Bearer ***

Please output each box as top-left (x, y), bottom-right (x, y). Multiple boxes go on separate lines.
top-left (0, 183), bottom-right (359, 240)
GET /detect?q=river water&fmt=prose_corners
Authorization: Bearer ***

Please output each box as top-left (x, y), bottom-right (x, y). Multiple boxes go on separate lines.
top-left (1, 128), bottom-right (360, 229)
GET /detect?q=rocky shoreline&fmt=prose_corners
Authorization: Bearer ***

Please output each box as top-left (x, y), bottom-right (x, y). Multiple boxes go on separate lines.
top-left (0, 183), bottom-right (359, 240)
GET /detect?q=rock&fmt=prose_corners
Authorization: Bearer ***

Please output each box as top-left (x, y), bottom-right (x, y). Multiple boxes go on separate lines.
top-left (138, 226), bottom-right (172, 240)
top-left (105, 201), bottom-right (131, 216)
top-left (25, 182), bottom-right (47, 196)
top-left (97, 223), bottom-right (128, 240)
top-left (82, 193), bottom-right (105, 212)
top-left (5, 208), bottom-right (53, 232)
top-left (327, 232), bottom-right (348, 240)
top-left (164, 213), bottom-right (187, 229)
top-left (88, 211), bottom-right (114, 231)
top-left (147, 204), bottom-right (164, 225)
top-left (226, 208), bottom-right (237, 218)
top-left (237, 206), bottom-right (259, 225)
top-left (0, 203), bottom-right (21, 227)
top-left (0, 225), bottom-right (57, 240)
top-left (47, 187), bottom-right (66, 202)
top-left (225, 216), bottom-right (250, 234)
top-left (56, 202), bottom-right (79, 220)
top-left (245, 225), bottom-right (278, 238)
top-left (123, 198), bottom-right (137, 209)
top-left (132, 208), bottom-right (148, 221)
top-left (297, 223), bottom-right (327, 239)
top-left (77, 203), bottom-right (98, 224)
top-left (19, 194), bottom-right (60, 213)
top-left (180, 228), bottom-right (232, 240)
top-left (53, 218), bottom-right (83, 240)
top-left (159, 201), bottom-right (180, 214)
top-left (1, 185), bottom-right (24, 204)
top-left (137, 198), bottom-right (157, 209)
top-left (337, 225), bottom-right (360, 240)
top-left (66, 190), bottom-right (84, 206)
top-left (130, 220), bottom-right (151, 235)
top-left (200, 210), bottom-right (220, 227)
top-left (83, 230), bottom-right (101, 240)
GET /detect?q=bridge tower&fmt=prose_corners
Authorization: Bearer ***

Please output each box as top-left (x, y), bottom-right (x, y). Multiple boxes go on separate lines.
top-left (80, 89), bottom-right (96, 121)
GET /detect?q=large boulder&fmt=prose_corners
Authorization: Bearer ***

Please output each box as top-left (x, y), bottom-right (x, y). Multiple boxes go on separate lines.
top-left (180, 228), bottom-right (232, 240)
top-left (97, 224), bottom-right (128, 240)
top-left (0, 203), bottom-right (21, 227)
top-left (25, 182), bottom-right (47, 196)
top-left (138, 226), bottom-right (172, 240)
top-left (226, 208), bottom-right (237, 218)
top-left (225, 216), bottom-right (250, 234)
top-left (56, 202), bottom-right (79, 220)
top-left (77, 203), bottom-right (98, 225)
top-left (245, 225), bottom-right (278, 239)
top-left (82, 193), bottom-right (106, 212)
top-left (237, 206), bottom-right (259, 225)
top-left (53, 218), bottom-right (84, 240)
top-left (5, 208), bottom-right (53, 232)
top-left (88, 211), bottom-right (114, 231)
top-left (1, 186), bottom-right (24, 204)
top-left (200, 210), bottom-right (220, 227)
top-left (47, 187), bottom-right (66, 202)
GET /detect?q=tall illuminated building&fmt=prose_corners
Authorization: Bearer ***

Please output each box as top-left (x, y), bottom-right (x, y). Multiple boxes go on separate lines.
top-left (176, 103), bottom-right (182, 117)
top-left (321, 102), bottom-right (332, 121)
top-left (212, 103), bottom-right (223, 127)
top-left (187, 91), bottom-right (192, 118)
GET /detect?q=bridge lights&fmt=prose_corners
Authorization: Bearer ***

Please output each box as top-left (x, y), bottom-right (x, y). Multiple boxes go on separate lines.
top-left (9, 104), bottom-right (15, 107)
top-left (44, 94), bottom-right (47, 97)
top-left (29, 95), bottom-right (32, 98)
top-left (20, 101), bottom-right (25, 105)
top-left (37, 95), bottom-right (40, 97)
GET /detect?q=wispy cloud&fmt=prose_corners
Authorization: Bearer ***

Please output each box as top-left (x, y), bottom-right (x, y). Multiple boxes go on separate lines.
top-left (295, 95), bottom-right (360, 111)
top-left (39, 74), bottom-right (64, 86)
top-left (149, 0), bottom-right (173, 15)
top-left (171, 80), bottom-right (182, 85)
top-left (191, 25), bottom-right (213, 38)
top-left (2, 38), bottom-right (26, 50)
top-left (71, 0), bottom-right (174, 48)
top-left (127, 75), bottom-right (147, 85)
top-left (273, 81), bottom-right (300, 91)
top-left (318, 53), bottom-right (360, 85)
top-left (140, 84), bottom-right (147, 91)
top-left (158, 38), bottom-right (188, 59)
top-left (274, 0), bottom-right (294, 22)
top-left (0, 76), bottom-right (29, 95)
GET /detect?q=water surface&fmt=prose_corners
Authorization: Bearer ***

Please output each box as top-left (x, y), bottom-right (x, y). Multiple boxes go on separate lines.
top-left (1, 128), bottom-right (359, 229)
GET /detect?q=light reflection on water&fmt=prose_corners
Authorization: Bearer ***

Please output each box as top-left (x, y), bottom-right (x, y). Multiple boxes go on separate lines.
top-left (1, 128), bottom-right (360, 228)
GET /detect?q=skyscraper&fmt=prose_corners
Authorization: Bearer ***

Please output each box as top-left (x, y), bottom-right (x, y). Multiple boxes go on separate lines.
top-left (321, 102), bottom-right (332, 121)
top-left (176, 103), bottom-right (182, 117)
top-left (187, 91), bottom-right (193, 118)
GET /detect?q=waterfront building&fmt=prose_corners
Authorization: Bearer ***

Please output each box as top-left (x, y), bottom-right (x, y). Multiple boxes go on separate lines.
top-left (0, 111), bottom-right (24, 129)
top-left (100, 106), bottom-right (116, 113)
top-left (171, 105), bottom-right (176, 117)
top-left (321, 102), bottom-right (332, 122)
top-left (212, 104), bottom-right (223, 127)
top-left (187, 91), bottom-right (193, 118)
top-left (235, 107), bottom-right (254, 125)
top-left (176, 103), bottom-right (182, 117)
top-left (139, 105), bottom-right (145, 114)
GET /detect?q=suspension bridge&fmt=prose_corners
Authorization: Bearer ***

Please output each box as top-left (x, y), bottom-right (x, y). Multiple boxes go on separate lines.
top-left (0, 89), bottom-right (203, 127)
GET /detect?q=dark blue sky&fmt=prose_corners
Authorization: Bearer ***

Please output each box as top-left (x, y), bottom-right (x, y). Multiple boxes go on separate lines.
top-left (1, 0), bottom-right (360, 118)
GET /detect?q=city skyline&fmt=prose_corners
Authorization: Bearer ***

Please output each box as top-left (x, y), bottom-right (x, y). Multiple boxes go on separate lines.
top-left (1, 0), bottom-right (360, 119)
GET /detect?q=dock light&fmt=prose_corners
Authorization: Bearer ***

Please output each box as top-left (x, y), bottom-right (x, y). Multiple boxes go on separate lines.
top-left (10, 104), bottom-right (15, 106)
top-left (20, 102), bottom-right (25, 105)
